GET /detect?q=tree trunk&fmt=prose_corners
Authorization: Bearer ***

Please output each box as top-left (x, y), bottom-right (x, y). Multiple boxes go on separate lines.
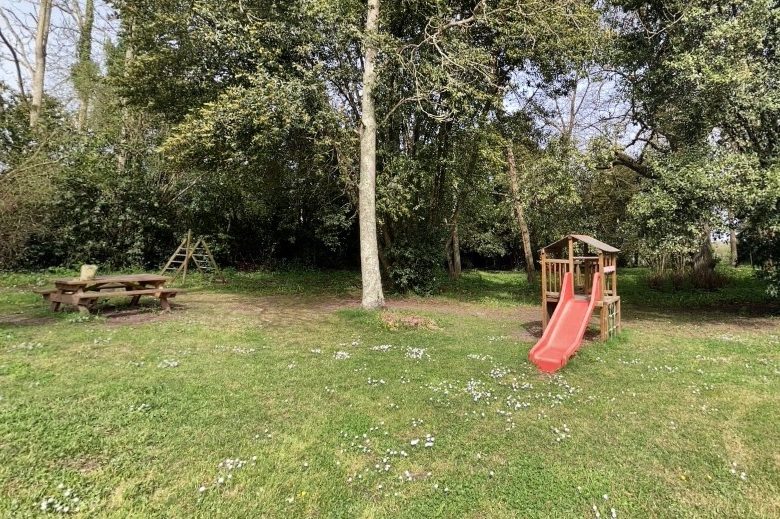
top-left (506, 145), bottom-right (536, 282)
top-left (76, 0), bottom-right (95, 131)
top-left (446, 234), bottom-right (453, 276)
top-left (446, 206), bottom-right (462, 280)
top-left (728, 208), bottom-right (738, 267)
top-left (692, 225), bottom-right (716, 275)
top-left (451, 220), bottom-right (461, 279)
top-left (358, 0), bottom-right (384, 309)
top-left (118, 22), bottom-right (134, 172)
top-left (30, 0), bottom-right (53, 128)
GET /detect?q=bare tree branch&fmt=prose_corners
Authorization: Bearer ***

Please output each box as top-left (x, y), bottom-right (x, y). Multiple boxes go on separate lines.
top-left (0, 24), bottom-right (28, 100)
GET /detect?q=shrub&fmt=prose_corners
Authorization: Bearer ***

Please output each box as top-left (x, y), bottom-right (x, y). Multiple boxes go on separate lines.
top-left (646, 268), bottom-right (729, 292)
top-left (757, 265), bottom-right (779, 298)
top-left (386, 242), bottom-right (443, 295)
top-left (690, 268), bottom-right (729, 291)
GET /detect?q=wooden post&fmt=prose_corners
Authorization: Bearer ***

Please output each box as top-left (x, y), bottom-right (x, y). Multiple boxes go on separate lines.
top-left (614, 252), bottom-right (621, 335)
top-left (611, 253), bottom-right (618, 297)
top-left (598, 252), bottom-right (605, 302)
top-left (598, 251), bottom-right (606, 340)
top-left (182, 230), bottom-right (192, 282)
top-left (540, 249), bottom-right (547, 329)
top-left (567, 236), bottom-right (574, 280)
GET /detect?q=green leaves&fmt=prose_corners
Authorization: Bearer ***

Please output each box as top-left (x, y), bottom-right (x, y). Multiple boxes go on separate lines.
top-left (610, 0), bottom-right (780, 157)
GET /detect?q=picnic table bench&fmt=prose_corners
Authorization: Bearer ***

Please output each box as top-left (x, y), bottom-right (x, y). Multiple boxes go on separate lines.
top-left (35, 274), bottom-right (182, 314)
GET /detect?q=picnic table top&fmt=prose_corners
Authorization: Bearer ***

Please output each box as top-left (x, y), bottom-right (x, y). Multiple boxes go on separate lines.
top-left (53, 274), bottom-right (169, 287)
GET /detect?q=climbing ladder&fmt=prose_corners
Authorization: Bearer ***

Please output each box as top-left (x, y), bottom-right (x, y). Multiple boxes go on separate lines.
top-left (160, 230), bottom-right (225, 282)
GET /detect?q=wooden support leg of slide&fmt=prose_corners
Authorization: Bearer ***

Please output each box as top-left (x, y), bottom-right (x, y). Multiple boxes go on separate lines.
top-left (600, 307), bottom-right (607, 341)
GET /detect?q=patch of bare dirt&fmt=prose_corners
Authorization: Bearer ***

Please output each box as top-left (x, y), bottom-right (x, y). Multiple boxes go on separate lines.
top-left (180, 292), bottom-right (359, 328)
top-left (61, 457), bottom-right (103, 475)
top-left (103, 307), bottom-right (170, 326)
top-left (172, 292), bottom-right (550, 340)
top-left (386, 297), bottom-right (536, 320)
top-left (381, 312), bottom-right (442, 330)
top-left (0, 315), bottom-right (57, 326)
top-left (386, 298), bottom-right (542, 341)
top-left (623, 308), bottom-right (780, 337)
top-left (65, 288), bottom-right (780, 344)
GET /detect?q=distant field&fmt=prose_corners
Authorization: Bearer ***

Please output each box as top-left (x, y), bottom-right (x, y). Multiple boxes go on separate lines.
top-left (0, 268), bottom-right (778, 517)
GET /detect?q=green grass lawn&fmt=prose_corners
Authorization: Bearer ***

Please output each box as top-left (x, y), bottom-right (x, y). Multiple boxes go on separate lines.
top-left (0, 268), bottom-right (778, 517)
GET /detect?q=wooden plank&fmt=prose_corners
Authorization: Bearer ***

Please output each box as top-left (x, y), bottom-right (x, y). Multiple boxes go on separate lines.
top-left (75, 288), bottom-right (181, 298)
top-left (48, 293), bottom-right (82, 305)
top-left (182, 230), bottom-right (192, 282)
top-left (49, 288), bottom-right (179, 304)
top-left (568, 236), bottom-right (574, 286)
top-left (598, 253), bottom-right (605, 300)
top-left (54, 274), bottom-right (169, 288)
top-left (611, 253), bottom-right (618, 297)
top-left (540, 250), bottom-right (547, 329)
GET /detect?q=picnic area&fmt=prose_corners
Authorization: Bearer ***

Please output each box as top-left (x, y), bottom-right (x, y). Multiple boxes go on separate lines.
top-left (36, 274), bottom-right (180, 314)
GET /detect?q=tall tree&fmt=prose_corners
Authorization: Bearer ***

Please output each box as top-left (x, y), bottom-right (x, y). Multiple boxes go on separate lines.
top-left (506, 144), bottom-right (536, 281)
top-left (30, 0), bottom-right (53, 127)
top-left (73, 0), bottom-right (96, 131)
top-left (116, 19), bottom-right (133, 173)
top-left (358, 0), bottom-right (385, 309)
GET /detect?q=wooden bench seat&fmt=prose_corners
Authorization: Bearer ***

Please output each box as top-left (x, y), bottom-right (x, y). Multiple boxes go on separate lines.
top-left (33, 288), bottom-right (58, 300)
top-left (75, 288), bottom-right (181, 299)
top-left (47, 288), bottom-right (183, 313)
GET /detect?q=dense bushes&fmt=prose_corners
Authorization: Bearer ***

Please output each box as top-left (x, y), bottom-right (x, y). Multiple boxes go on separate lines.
top-left (385, 241), bottom-right (443, 295)
top-left (646, 268), bottom-right (729, 292)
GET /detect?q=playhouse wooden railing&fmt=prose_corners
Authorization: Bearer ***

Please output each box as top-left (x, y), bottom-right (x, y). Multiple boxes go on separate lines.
top-left (600, 253), bottom-right (618, 298)
top-left (542, 257), bottom-right (600, 298)
top-left (538, 234), bottom-right (622, 341)
top-left (544, 259), bottom-right (569, 296)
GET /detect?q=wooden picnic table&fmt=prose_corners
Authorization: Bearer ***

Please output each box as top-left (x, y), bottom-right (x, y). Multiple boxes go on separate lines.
top-left (37, 274), bottom-right (181, 314)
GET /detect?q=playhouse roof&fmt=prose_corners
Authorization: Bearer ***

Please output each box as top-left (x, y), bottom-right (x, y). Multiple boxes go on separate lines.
top-left (540, 234), bottom-right (620, 254)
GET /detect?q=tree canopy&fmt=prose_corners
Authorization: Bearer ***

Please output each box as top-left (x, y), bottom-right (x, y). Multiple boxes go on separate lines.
top-left (0, 0), bottom-right (778, 297)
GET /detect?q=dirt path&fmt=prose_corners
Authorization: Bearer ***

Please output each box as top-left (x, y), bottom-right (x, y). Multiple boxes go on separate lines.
top-left (21, 288), bottom-right (776, 340)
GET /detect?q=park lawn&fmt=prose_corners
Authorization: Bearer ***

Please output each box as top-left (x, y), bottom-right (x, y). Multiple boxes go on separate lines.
top-left (0, 269), bottom-right (778, 518)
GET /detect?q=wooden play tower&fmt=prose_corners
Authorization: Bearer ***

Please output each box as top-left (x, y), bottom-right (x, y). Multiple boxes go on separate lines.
top-left (540, 234), bottom-right (621, 341)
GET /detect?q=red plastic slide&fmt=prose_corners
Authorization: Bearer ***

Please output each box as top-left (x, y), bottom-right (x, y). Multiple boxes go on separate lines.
top-left (529, 272), bottom-right (602, 373)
